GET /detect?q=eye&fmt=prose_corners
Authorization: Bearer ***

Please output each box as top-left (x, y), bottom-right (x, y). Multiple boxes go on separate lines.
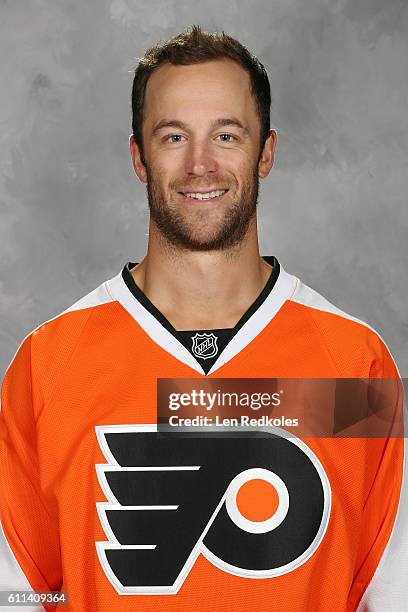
top-left (216, 133), bottom-right (238, 143)
top-left (163, 134), bottom-right (186, 143)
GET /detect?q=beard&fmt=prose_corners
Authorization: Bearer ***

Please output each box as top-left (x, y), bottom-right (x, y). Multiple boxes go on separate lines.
top-left (145, 164), bottom-right (260, 252)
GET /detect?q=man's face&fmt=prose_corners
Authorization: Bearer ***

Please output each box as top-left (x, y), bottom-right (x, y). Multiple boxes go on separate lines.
top-left (131, 58), bottom-right (276, 251)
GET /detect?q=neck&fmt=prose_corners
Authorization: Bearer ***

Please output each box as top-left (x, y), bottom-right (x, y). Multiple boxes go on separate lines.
top-left (131, 217), bottom-right (272, 330)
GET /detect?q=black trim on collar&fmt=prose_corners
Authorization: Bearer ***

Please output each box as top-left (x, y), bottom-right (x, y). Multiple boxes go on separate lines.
top-left (121, 256), bottom-right (280, 374)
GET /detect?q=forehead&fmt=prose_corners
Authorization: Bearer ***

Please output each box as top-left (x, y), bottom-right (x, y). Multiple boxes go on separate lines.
top-left (143, 58), bottom-right (258, 128)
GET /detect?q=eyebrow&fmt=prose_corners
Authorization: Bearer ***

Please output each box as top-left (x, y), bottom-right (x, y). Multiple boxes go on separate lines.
top-left (152, 117), bottom-right (250, 136)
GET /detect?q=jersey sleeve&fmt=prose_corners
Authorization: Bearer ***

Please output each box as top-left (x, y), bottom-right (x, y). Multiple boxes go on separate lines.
top-left (351, 337), bottom-right (407, 611)
top-left (0, 334), bottom-right (62, 610)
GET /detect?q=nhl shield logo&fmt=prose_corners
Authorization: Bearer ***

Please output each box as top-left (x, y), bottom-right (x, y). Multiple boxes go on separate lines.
top-left (191, 332), bottom-right (218, 360)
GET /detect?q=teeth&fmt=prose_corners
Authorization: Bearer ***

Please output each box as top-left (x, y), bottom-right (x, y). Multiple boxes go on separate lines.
top-left (184, 189), bottom-right (227, 200)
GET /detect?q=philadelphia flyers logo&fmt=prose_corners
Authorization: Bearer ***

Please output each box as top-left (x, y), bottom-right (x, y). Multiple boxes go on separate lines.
top-left (95, 425), bottom-right (331, 594)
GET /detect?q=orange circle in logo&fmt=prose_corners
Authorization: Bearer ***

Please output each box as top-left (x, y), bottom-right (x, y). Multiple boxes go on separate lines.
top-left (236, 478), bottom-right (280, 522)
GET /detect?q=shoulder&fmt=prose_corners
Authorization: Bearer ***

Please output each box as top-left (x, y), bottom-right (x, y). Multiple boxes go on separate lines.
top-left (31, 274), bottom-right (116, 345)
top-left (281, 267), bottom-right (399, 378)
top-left (3, 271), bottom-right (122, 408)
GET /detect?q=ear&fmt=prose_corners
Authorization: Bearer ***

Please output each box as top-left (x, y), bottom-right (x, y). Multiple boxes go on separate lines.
top-left (129, 134), bottom-right (147, 183)
top-left (258, 129), bottom-right (277, 179)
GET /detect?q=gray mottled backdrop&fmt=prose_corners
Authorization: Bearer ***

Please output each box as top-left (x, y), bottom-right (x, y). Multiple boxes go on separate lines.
top-left (1, 0), bottom-right (407, 377)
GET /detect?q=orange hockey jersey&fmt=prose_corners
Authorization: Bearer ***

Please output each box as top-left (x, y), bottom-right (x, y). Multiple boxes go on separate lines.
top-left (0, 256), bottom-right (406, 611)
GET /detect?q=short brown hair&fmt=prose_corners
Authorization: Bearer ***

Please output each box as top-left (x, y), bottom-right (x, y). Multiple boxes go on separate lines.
top-left (131, 24), bottom-right (271, 163)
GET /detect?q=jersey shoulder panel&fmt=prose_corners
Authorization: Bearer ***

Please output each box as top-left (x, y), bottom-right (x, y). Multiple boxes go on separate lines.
top-left (14, 277), bottom-right (118, 412)
top-left (290, 277), bottom-right (373, 328)
top-left (61, 278), bottom-right (114, 314)
top-left (288, 278), bottom-right (399, 378)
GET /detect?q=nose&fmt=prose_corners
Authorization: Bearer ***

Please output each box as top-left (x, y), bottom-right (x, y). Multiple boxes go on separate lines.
top-left (184, 140), bottom-right (218, 176)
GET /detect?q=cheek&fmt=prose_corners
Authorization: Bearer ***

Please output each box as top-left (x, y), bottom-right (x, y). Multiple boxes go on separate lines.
top-left (221, 150), bottom-right (257, 174)
top-left (227, 162), bottom-right (255, 190)
top-left (149, 153), bottom-right (184, 184)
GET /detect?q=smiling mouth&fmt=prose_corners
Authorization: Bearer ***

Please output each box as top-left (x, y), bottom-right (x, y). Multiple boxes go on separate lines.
top-left (178, 189), bottom-right (229, 202)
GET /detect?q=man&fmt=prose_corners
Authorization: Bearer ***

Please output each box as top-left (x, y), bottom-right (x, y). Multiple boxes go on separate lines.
top-left (0, 25), bottom-right (406, 612)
